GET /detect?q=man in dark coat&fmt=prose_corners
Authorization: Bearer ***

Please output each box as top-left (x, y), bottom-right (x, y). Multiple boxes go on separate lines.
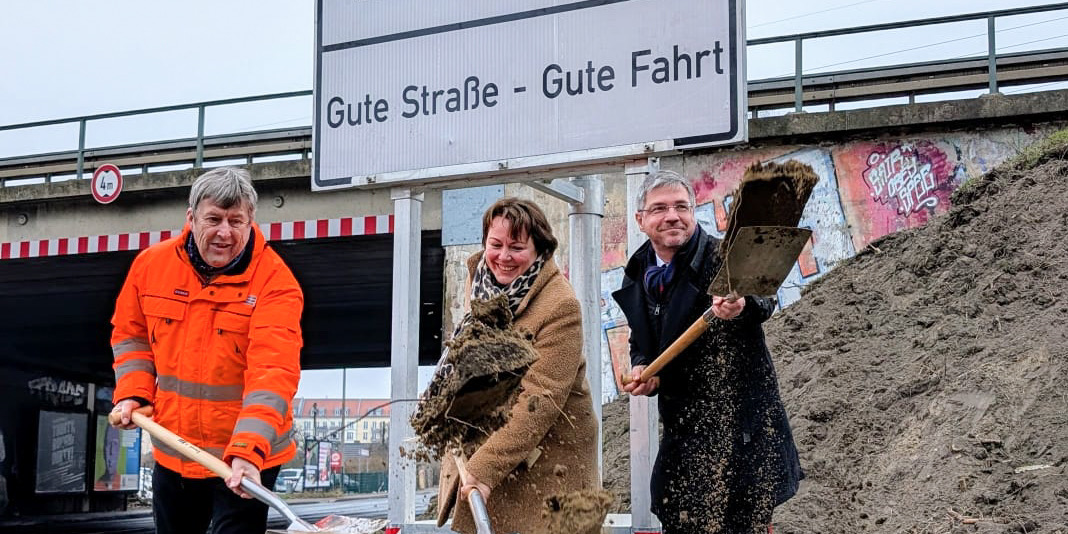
top-left (612, 169), bottom-right (803, 534)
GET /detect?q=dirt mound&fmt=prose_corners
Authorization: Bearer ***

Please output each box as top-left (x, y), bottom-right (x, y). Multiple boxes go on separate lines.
top-left (602, 132), bottom-right (1068, 532)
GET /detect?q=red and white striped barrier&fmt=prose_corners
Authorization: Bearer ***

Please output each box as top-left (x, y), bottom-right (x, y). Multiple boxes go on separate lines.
top-left (0, 215), bottom-right (394, 260)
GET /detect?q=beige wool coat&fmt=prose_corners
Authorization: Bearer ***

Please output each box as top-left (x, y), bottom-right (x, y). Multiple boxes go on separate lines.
top-left (437, 252), bottom-right (600, 534)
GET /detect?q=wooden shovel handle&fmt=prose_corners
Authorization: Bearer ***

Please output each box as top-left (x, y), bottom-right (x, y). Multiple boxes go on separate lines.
top-left (130, 411), bottom-right (234, 479)
top-left (622, 308), bottom-right (714, 385)
top-left (453, 452), bottom-right (472, 484)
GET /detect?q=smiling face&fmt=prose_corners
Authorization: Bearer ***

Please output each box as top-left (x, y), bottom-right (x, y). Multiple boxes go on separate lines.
top-left (636, 184), bottom-right (696, 261)
top-left (484, 216), bottom-right (538, 285)
top-left (186, 198), bottom-right (253, 267)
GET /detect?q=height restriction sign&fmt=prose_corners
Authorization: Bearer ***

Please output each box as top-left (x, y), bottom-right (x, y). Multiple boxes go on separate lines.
top-left (91, 164), bottom-right (123, 204)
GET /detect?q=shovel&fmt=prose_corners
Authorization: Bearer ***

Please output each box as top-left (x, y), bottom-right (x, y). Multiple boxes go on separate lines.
top-left (118, 411), bottom-right (357, 532)
top-left (413, 296), bottom-right (538, 534)
top-left (453, 452), bottom-right (495, 534)
top-left (416, 346), bottom-right (527, 534)
top-left (625, 225), bottom-right (811, 384)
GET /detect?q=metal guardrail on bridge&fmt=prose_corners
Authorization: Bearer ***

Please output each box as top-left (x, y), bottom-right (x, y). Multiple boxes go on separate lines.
top-left (748, 1), bottom-right (1068, 112)
top-left (2, 3), bottom-right (1068, 187)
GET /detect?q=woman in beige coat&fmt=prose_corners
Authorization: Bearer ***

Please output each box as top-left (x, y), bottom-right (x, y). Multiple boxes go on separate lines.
top-left (436, 197), bottom-right (600, 534)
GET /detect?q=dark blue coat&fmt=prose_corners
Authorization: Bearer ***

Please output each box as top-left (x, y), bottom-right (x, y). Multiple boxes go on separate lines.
top-left (612, 225), bottom-right (803, 530)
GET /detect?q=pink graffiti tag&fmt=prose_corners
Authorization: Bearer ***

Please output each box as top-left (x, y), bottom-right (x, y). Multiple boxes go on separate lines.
top-left (862, 143), bottom-right (947, 215)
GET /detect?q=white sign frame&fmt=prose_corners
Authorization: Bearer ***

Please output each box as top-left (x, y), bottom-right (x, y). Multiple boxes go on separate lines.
top-left (313, 0), bottom-right (746, 191)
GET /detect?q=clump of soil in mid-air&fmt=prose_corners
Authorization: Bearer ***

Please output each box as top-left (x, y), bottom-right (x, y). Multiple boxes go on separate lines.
top-left (537, 489), bottom-right (616, 534)
top-left (720, 159), bottom-right (819, 253)
top-left (602, 132), bottom-right (1068, 533)
top-left (410, 295), bottom-right (539, 461)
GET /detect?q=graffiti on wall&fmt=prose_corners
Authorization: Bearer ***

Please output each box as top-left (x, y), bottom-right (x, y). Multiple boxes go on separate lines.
top-left (834, 139), bottom-right (968, 250)
top-left (28, 376), bottom-right (88, 408)
top-left (600, 267), bottom-right (631, 398)
top-left (862, 142), bottom-right (952, 216)
top-left (0, 427), bottom-right (7, 514)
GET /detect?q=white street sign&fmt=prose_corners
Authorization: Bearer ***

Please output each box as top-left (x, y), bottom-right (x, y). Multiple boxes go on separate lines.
top-left (313, 0), bottom-right (745, 190)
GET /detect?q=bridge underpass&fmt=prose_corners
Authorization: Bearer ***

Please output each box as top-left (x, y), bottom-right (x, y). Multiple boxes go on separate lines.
top-left (4, 91), bottom-right (1068, 524)
top-left (4, 2), bottom-right (1068, 528)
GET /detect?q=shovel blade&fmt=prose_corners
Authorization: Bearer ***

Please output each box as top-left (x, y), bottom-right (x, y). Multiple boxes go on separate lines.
top-left (313, 514), bottom-right (388, 533)
top-left (447, 369), bottom-right (526, 423)
top-left (709, 226), bottom-right (812, 297)
top-left (284, 520), bottom-right (318, 532)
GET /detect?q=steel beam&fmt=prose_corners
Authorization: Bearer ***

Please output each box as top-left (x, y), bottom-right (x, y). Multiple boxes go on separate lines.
top-left (567, 174), bottom-right (604, 482)
top-left (528, 177), bottom-right (585, 204)
top-left (388, 187), bottom-right (423, 526)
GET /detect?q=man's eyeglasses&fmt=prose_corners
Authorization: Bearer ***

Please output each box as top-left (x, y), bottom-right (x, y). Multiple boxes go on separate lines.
top-left (639, 203), bottom-right (692, 216)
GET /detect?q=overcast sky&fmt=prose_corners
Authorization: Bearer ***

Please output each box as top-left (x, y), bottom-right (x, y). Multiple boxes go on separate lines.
top-left (2, 0), bottom-right (1066, 397)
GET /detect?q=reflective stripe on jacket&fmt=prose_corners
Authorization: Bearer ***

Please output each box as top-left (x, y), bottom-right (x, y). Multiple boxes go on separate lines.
top-left (111, 224), bottom-right (303, 478)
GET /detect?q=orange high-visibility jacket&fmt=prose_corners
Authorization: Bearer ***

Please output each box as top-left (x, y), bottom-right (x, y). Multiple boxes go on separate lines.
top-left (111, 225), bottom-right (303, 477)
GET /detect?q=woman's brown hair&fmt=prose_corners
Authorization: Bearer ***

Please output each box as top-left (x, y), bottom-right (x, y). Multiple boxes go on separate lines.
top-left (481, 197), bottom-right (558, 256)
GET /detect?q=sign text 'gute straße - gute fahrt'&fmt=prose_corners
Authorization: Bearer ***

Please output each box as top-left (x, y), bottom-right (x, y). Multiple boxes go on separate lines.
top-left (323, 43), bottom-right (726, 128)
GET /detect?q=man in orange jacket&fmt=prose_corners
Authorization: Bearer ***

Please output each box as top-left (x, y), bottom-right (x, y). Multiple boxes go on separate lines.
top-left (109, 167), bottom-right (303, 534)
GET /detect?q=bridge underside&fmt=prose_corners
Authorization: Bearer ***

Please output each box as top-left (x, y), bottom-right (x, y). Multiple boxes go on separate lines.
top-left (0, 231), bottom-right (445, 385)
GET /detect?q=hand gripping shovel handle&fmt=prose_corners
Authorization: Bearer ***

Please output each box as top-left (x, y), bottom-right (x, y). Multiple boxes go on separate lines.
top-left (125, 411), bottom-right (318, 532)
top-left (454, 453), bottom-right (495, 534)
top-left (620, 298), bottom-right (734, 385)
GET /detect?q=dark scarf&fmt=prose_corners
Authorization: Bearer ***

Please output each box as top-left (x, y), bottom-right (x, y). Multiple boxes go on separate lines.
top-left (643, 229), bottom-right (700, 302)
top-left (185, 230), bottom-right (255, 282)
top-left (644, 260), bottom-right (675, 302)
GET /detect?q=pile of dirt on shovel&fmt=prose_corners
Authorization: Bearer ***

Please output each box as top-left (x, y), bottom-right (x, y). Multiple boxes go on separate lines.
top-left (410, 295), bottom-right (538, 461)
top-left (602, 131), bottom-right (1068, 533)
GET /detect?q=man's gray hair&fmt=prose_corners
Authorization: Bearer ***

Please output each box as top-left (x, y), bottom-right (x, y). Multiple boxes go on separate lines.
top-left (188, 167), bottom-right (258, 215)
top-left (637, 169), bottom-right (696, 209)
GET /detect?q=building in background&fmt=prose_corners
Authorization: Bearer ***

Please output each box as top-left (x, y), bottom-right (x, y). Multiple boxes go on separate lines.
top-left (291, 398), bottom-right (391, 446)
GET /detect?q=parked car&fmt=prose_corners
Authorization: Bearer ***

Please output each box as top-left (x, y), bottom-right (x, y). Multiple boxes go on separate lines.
top-left (274, 468), bottom-right (305, 493)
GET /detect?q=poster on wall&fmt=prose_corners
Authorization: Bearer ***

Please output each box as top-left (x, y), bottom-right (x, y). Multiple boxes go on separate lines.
top-left (35, 410), bottom-right (88, 494)
top-left (93, 415), bottom-right (141, 491)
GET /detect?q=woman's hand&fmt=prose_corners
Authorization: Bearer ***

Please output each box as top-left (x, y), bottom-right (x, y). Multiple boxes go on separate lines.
top-left (108, 399), bottom-right (153, 430)
top-left (460, 474), bottom-right (492, 503)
